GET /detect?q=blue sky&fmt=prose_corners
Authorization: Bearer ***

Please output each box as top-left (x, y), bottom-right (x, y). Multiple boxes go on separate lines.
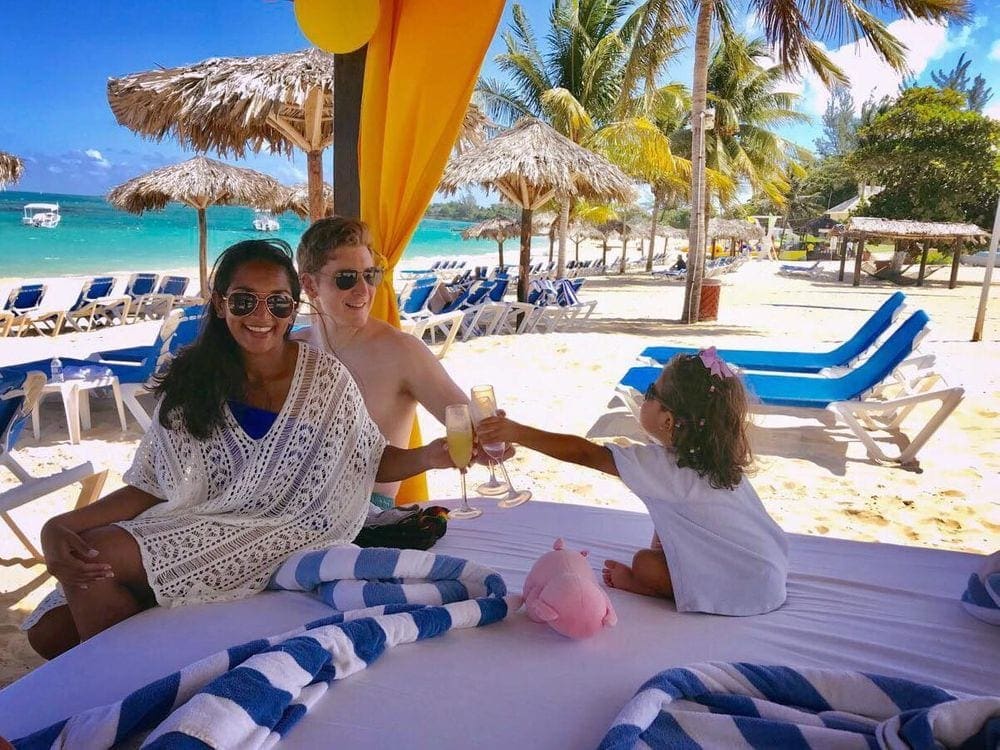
top-left (2, 1), bottom-right (998, 198)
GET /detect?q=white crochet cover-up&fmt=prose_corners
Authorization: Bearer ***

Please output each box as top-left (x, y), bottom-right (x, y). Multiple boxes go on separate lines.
top-left (23, 343), bottom-right (386, 628)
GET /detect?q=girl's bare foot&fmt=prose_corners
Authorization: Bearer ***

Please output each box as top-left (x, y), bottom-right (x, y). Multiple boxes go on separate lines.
top-left (602, 559), bottom-right (657, 595)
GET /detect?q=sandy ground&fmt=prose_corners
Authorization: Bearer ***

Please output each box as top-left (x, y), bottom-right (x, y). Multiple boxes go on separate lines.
top-left (1, 246), bottom-right (998, 687)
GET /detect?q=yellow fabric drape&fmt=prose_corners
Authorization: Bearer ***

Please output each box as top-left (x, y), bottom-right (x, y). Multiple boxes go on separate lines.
top-left (359, 0), bottom-right (504, 504)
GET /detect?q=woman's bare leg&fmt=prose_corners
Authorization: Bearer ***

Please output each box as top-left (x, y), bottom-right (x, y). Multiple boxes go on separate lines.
top-left (25, 605), bottom-right (79, 659)
top-left (63, 525), bottom-right (153, 641)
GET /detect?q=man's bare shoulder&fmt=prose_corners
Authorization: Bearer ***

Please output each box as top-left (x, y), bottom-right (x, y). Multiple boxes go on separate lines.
top-left (365, 319), bottom-right (433, 360)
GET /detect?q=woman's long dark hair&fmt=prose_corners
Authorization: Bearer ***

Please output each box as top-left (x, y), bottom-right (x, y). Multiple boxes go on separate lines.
top-left (153, 239), bottom-right (301, 439)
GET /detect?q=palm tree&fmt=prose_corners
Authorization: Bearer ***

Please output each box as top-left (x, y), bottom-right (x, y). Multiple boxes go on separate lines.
top-left (478, 0), bottom-right (684, 278)
top-left (670, 34), bottom-right (808, 264)
top-left (680, 0), bottom-right (970, 323)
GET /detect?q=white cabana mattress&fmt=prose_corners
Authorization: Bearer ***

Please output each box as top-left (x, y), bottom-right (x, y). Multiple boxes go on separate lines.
top-left (1, 500), bottom-right (996, 747)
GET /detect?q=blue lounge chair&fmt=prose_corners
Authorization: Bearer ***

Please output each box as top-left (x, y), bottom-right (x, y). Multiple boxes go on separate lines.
top-left (3, 284), bottom-right (46, 336)
top-left (134, 275), bottom-right (198, 320)
top-left (780, 260), bottom-right (822, 277)
top-left (0, 371), bottom-right (107, 564)
top-left (63, 276), bottom-right (123, 333)
top-left (641, 292), bottom-right (907, 374)
top-left (87, 306), bottom-right (204, 428)
top-left (94, 272), bottom-right (159, 325)
top-left (619, 310), bottom-right (963, 465)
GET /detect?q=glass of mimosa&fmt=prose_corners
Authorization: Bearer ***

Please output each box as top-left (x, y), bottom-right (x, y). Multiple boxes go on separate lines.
top-left (470, 385), bottom-right (510, 496)
top-left (469, 385), bottom-right (532, 509)
top-left (445, 403), bottom-right (481, 520)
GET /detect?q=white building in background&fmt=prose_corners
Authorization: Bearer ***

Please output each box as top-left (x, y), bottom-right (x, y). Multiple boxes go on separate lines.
top-left (825, 184), bottom-right (884, 223)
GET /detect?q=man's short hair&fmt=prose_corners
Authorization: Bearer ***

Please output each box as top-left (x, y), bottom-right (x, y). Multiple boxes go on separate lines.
top-left (297, 216), bottom-right (374, 274)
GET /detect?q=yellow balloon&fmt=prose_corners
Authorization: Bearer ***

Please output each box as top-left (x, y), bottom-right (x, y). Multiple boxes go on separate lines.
top-left (295, 0), bottom-right (381, 54)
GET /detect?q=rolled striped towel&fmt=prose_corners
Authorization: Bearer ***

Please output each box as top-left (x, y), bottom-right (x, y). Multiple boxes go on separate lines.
top-left (599, 662), bottom-right (1000, 750)
top-left (14, 546), bottom-right (517, 750)
top-left (961, 551), bottom-right (1000, 625)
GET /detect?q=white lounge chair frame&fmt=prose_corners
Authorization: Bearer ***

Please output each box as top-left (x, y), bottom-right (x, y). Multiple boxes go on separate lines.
top-left (1, 372), bottom-right (108, 565)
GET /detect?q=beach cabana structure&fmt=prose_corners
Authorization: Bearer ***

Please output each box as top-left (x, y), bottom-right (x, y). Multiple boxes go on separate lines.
top-left (107, 156), bottom-right (290, 297)
top-left (0, 151), bottom-right (24, 188)
top-left (281, 182), bottom-right (334, 219)
top-left (706, 218), bottom-right (765, 256)
top-left (461, 217), bottom-right (519, 269)
top-left (832, 217), bottom-right (990, 288)
top-left (440, 117), bottom-right (635, 302)
top-left (108, 49), bottom-right (335, 222)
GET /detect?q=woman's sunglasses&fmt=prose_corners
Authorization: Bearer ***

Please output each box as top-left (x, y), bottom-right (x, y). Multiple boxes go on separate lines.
top-left (321, 267), bottom-right (385, 291)
top-left (222, 291), bottom-right (298, 319)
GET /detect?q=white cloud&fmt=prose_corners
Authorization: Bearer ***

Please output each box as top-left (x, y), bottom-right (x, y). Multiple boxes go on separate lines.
top-left (984, 103), bottom-right (1000, 121)
top-left (84, 148), bottom-right (112, 169)
top-left (989, 39), bottom-right (1000, 62)
top-left (799, 18), bottom-right (959, 117)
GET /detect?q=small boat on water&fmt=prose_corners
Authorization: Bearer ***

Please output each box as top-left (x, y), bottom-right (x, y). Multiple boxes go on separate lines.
top-left (22, 202), bottom-right (61, 228)
top-left (252, 209), bottom-right (280, 232)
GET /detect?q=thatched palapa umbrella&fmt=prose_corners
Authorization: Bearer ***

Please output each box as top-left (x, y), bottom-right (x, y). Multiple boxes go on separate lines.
top-left (461, 216), bottom-right (519, 268)
top-left (108, 156), bottom-right (289, 297)
top-left (282, 182), bottom-right (334, 219)
top-left (108, 49), bottom-right (335, 222)
top-left (0, 151), bottom-right (24, 188)
top-left (440, 117), bottom-right (635, 302)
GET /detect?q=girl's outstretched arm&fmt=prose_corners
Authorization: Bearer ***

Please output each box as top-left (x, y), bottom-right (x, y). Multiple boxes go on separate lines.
top-left (477, 416), bottom-right (618, 476)
top-left (376, 438), bottom-right (455, 482)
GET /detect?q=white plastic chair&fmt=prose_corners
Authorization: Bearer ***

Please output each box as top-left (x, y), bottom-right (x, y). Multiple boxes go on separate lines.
top-left (1, 372), bottom-right (107, 566)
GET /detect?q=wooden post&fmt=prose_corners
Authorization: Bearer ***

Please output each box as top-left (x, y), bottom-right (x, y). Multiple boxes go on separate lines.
top-left (333, 47), bottom-right (366, 219)
top-left (949, 239), bottom-right (961, 289)
top-left (838, 236), bottom-right (848, 281)
top-left (518, 207), bottom-right (533, 303)
top-left (852, 237), bottom-right (866, 287)
top-left (197, 206), bottom-right (209, 298)
top-left (916, 239), bottom-right (930, 286)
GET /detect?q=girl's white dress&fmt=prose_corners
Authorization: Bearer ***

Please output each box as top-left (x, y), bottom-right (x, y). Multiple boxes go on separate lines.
top-left (609, 442), bottom-right (788, 616)
top-left (23, 343), bottom-right (386, 629)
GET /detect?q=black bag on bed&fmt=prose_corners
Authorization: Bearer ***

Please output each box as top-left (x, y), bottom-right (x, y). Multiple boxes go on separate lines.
top-left (352, 505), bottom-right (449, 551)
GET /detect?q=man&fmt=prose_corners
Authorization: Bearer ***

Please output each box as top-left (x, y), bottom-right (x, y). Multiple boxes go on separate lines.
top-left (294, 217), bottom-right (469, 506)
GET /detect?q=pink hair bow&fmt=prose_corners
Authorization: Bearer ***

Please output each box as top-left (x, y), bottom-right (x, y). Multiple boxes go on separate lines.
top-left (698, 347), bottom-right (735, 379)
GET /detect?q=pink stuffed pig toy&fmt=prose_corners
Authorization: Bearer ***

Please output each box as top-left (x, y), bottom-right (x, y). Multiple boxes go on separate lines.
top-left (522, 538), bottom-right (617, 639)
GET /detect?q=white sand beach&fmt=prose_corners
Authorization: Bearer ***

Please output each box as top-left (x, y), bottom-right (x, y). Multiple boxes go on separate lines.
top-left (1, 250), bottom-right (998, 687)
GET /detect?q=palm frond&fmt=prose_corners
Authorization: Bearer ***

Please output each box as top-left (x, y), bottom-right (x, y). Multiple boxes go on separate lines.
top-left (540, 87), bottom-right (595, 141)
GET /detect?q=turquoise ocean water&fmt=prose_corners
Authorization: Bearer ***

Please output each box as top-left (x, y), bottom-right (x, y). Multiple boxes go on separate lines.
top-left (0, 191), bottom-right (541, 278)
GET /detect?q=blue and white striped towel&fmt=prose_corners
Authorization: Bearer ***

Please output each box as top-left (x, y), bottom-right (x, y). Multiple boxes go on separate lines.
top-left (961, 550), bottom-right (1000, 625)
top-left (14, 546), bottom-right (517, 750)
top-left (599, 662), bottom-right (1000, 750)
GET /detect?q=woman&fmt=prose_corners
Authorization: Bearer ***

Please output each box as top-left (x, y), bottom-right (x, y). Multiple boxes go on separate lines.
top-left (25, 239), bottom-right (452, 658)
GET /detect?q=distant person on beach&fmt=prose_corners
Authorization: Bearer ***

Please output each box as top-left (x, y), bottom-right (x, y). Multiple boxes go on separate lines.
top-left (294, 217), bottom-right (481, 506)
top-left (477, 348), bottom-right (788, 616)
top-left (671, 254), bottom-right (687, 272)
top-left (24, 239), bottom-right (452, 658)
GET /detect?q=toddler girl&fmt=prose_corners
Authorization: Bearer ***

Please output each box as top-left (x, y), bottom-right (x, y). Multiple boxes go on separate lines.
top-left (476, 348), bottom-right (787, 616)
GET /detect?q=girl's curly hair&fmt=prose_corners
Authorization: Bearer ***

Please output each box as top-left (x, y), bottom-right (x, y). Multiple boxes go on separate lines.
top-left (652, 354), bottom-right (754, 490)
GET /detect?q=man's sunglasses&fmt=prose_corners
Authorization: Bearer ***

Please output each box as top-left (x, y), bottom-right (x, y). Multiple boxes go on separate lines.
top-left (321, 267), bottom-right (385, 291)
top-left (223, 291), bottom-right (298, 319)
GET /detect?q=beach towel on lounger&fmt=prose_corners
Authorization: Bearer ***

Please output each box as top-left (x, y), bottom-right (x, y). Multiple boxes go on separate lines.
top-left (599, 662), bottom-right (1000, 750)
top-left (12, 545), bottom-right (518, 750)
top-left (961, 550), bottom-right (1000, 626)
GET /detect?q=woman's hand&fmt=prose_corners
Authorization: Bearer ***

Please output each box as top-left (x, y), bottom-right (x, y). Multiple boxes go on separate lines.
top-left (40, 522), bottom-right (113, 588)
top-left (475, 415), bottom-right (523, 447)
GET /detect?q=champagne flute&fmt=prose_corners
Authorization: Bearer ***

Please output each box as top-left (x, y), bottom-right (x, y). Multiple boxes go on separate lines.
top-left (469, 385), bottom-right (532, 509)
top-left (470, 386), bottom-right (510, 496)
top-left (445, 404), bottom-right (482, 520)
